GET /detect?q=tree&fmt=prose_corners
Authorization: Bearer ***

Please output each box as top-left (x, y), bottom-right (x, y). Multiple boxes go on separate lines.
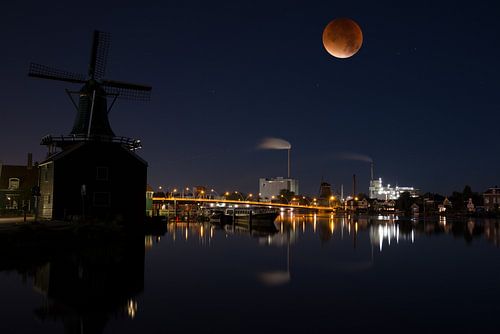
top-left (279, 189), bottom-right (295, 203)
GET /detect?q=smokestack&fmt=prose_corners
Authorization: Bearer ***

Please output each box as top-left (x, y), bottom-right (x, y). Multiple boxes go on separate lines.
top-left (287, 148), bottom-right (291, 178)
top-left (353, 174), bottom-right (356, 198)
top-left (27, 153), bottom-right (33, 170)
top-left (370, 162), bottom-right (374, 181)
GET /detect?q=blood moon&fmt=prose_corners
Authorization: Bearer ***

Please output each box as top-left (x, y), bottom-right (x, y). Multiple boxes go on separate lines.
top-left (322, 18), bottom-right (363, 58)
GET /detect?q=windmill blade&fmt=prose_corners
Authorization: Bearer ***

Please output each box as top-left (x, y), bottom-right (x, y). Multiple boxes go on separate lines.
top-left (104, 86), bottom-right (151, 101)
top-left (102, 79), bottom-right (152, 91)
top-left (88, 30), bottom-right (111, 79)
top-left (28, 63), bottom-right (86, 84)
top-left (102, 79), bottom-right (152, 100)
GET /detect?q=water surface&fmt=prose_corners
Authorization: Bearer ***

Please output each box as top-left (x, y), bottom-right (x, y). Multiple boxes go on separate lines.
top-left (1, 214), bottom-right (499, 333)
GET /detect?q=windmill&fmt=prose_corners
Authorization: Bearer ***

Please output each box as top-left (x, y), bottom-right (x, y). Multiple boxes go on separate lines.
top-left (28, 30), bottom-right (151, 151)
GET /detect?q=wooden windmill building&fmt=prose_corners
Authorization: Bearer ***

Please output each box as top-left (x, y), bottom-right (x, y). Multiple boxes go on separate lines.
top-left (29, 31), bottom-right (151, 224)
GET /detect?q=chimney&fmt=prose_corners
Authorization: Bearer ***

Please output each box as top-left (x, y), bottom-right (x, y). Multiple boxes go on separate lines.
top-left (352, 174), bottom-right (356, 198)
top-left (27, 153), bottom-right (33, 170)
top-left (287, 148), bottom-right (291, 178)
top-left (370, 162), bottom-right (374, 181)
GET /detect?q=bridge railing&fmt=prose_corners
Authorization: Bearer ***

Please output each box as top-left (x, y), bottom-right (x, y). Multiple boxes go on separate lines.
top-left (152, 196), bottom-right (337, 211)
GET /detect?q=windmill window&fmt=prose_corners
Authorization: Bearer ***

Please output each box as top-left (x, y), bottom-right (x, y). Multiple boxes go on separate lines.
top-left (96, 167), bottom-right (109, 181)
top-left (93, 192), bottom-right (111, 207)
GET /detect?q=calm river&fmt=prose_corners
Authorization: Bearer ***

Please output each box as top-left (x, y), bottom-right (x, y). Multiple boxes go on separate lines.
top-left (1, 214), bottom-right (499, 333)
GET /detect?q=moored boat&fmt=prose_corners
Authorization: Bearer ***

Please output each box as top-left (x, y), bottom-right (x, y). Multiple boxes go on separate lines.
top-left (221, 207), bottom-right (279, 227)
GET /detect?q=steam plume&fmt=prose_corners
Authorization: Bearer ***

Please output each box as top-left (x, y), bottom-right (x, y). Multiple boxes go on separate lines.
top-left (335, 152), bottom-right (373, 163)
top-left (258, 137), bottom-right (291, 150)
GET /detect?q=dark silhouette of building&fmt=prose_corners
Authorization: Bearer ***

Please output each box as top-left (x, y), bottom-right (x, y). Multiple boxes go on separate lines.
top-left (38, 142), bottom-right (147, 223)
top-left (29, 31), bottom-right (151, 224)
top-left (318, 181), bottom-right (332, 199)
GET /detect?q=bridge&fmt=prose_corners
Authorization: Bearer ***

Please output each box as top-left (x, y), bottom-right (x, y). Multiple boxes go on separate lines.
top-left (152, 196), bottom-right (337, 212)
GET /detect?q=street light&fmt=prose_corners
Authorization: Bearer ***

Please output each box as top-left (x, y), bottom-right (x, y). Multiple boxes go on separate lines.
top-left (234, 191), bottom-right (244, 201)
top-left (246, 193), bottom-right (253, 201)
top-left (210, 189), bottom-right (219, 199)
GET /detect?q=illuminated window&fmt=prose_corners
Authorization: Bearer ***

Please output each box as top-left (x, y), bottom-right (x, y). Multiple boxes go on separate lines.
top-left (8, 178), bottom-right (20, 190)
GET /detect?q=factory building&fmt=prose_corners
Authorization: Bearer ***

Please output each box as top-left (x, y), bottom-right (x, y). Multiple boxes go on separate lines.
top-left (259, 177), bottom-right (299, 201)
top-left (369, 177), bottom-right (419, 200)
top-left (367, 162), bottom-right (418, 200)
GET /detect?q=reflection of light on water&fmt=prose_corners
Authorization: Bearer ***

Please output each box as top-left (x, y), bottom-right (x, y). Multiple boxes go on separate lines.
top-left (439, 216), bottom-right (447, 226)
top-left (370, 224), bottom-right (414, 252)
top-left (258, 271), bottom-right (290, 286)
top-left (145, 236), bottom-right (153, 250)
top-left (200, 225), bottom-right (204, 238)
top-left (467, 219), bottom-right (475, 235)
top-left (127, 299), bottom-right (138, 319)
top-left (145, 236), bottom-right (161, 251)
top-left (313, 214), bottom-right (317, 233)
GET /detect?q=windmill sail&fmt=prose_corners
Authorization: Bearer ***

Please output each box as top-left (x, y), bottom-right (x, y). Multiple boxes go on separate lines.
top-left (28, 30), bottom-right (152, 143)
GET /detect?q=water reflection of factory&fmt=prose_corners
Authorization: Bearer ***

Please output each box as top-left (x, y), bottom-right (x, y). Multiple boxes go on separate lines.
top-left (369, 223), bottom-right (415, 251)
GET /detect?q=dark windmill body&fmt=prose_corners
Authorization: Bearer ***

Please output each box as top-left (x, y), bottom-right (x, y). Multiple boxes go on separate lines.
top-left (30, 31), bottom-right (151, 225)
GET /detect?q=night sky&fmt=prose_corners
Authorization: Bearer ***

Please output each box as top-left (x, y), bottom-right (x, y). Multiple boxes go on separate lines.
top-left (1, 0), bottom-right (499, 196)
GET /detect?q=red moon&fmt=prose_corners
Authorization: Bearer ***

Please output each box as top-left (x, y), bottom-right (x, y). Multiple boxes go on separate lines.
top-left (322, 18), bottom-right (363, 59)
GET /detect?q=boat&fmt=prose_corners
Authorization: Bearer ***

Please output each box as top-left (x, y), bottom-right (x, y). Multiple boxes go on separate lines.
top-left (221, 206), bottom-right (280, 227)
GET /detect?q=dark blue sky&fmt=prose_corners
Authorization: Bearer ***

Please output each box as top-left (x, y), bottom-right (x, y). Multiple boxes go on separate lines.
top-left (1, 0), bottom-right (499, 196)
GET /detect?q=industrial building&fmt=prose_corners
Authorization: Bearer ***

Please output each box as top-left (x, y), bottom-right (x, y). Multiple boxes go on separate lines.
top-left (259, 177), bottom-right (299, 201)
top-left (369, 177), bottom-right (419, 200)
top-left (368, 162), bottom-right (418, 200)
